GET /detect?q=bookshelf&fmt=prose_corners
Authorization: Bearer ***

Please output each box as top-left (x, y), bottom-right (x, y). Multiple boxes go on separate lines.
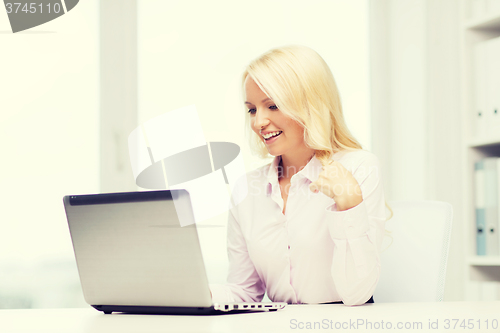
top-left (460, 0), bottom-right (500, 300)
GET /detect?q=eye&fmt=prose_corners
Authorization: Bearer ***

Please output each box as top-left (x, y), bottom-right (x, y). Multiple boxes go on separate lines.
top-left (269, 105), bottom-right (278, 110)
top-left (247, 108), bottom-right (256, 114)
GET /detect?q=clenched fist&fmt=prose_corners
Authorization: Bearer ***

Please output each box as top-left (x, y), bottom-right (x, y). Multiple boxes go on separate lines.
top-left (309, 160), bottom-right (363, 211)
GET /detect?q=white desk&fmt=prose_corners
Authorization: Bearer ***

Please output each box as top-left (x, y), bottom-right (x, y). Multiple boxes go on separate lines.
top-left (0, 301), bottom-right (499, 333)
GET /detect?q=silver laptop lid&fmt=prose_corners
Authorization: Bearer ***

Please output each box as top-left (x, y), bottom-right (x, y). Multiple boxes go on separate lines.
top-left (63, 190), bottom-right (213, 308)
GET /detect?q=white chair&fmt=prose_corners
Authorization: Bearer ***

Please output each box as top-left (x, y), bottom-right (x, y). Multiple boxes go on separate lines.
top-left (374, 200), bottom-right (453, 302)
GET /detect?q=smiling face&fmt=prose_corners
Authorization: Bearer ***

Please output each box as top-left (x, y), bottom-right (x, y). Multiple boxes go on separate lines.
top-left (244, 76), bottom-right (307, 158)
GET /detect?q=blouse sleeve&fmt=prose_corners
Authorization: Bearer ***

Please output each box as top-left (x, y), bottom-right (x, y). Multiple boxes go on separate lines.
top-left (325, 153), bottom-right (386, 306)
top-left (209, 204), bottom-right (266, 303)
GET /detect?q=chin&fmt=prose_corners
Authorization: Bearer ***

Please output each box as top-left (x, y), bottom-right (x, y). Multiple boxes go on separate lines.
top-left (267, 151), bottom-right (283, 158)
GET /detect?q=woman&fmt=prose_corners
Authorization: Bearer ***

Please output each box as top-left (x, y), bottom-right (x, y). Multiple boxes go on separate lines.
top-left (210, 45), bottom-right (390, 306)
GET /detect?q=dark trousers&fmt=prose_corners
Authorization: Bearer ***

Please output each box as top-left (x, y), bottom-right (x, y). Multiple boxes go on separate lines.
top-left (321, 295), bottom-right (374, 305)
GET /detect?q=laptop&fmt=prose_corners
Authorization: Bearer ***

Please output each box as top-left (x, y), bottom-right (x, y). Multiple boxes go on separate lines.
top-left (63, 189), bottom-right (287, 315)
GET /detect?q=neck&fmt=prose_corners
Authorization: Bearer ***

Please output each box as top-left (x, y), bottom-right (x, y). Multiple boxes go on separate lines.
top-left (279, 148), bottom-right (315, 180)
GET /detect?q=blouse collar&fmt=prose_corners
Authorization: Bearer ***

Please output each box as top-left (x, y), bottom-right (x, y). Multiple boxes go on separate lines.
top-left (265, 154), bottom-right (324, 196)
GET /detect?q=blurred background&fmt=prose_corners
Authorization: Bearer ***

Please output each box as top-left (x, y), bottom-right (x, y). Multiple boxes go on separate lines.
top-left (1, 0), bottom-right (499, 308)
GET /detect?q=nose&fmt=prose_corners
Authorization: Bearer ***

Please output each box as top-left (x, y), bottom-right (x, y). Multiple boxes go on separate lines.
top-left (254, 107), bottom-right (270, 130)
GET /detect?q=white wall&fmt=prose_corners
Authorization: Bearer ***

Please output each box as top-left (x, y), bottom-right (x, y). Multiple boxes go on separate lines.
top-left (369, 0), bottom-right (464, 301)
top-left (137, 0), bottom-right (372, 164)
top-left (137, 0), bottom-right (371, 298)
top-left (0, 1), bottom-right (99, 308)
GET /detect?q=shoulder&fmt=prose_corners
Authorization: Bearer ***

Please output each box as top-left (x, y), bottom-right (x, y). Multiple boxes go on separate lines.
top-left (248, 162), bottom-right (272, 179)
top-left (334, 149), bottom-right (381, 169)
top-left (230, 161), bottom-right (272, 193)
top-left (332, 149), bottom-right (382, 185)
top-left (229, 161), bottom-right (272, 209)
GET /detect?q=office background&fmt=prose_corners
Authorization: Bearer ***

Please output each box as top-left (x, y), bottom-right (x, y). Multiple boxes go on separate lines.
top-left (0, 0), bottom-right (496, 309)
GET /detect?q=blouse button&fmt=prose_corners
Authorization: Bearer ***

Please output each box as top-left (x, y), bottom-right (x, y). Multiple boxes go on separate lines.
top-left (288, 245), bottom-right (290, 249)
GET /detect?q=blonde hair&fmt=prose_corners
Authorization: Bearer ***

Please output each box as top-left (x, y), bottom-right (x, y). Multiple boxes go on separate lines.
top-left (242, 45), bottom-right (394, 223)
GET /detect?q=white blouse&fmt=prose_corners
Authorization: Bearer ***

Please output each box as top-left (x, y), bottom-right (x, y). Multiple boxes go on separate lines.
top-left (209, 149), bottom-right (387, 306)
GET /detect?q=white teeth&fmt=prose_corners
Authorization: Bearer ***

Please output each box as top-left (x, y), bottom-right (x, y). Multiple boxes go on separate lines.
top-left (262, 131), bottom-right (282, 139)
